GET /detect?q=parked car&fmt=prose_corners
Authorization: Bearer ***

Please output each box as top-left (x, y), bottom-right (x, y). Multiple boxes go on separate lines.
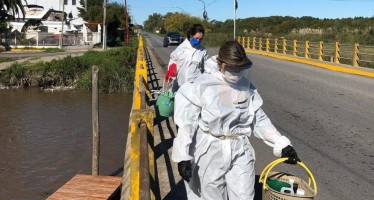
top-left (163, 32), bottom-right (184, 47)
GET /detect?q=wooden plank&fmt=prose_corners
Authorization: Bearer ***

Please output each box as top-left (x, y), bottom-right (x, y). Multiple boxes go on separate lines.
top-left (48, 174), bottom-right (121, 200)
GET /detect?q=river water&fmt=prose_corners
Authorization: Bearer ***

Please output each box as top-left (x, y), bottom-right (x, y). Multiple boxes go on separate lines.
top-left (0, 88), bottom-right (132, 199)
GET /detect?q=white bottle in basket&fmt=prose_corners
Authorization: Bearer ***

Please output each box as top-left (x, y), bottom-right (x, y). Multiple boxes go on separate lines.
top-left (280, 179), bottom-right (299, 195)
top-left (296, 188), bottom-right (305, 196)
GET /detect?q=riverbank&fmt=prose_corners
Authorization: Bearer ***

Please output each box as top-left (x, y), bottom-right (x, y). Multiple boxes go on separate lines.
top-left (0, 42), bottom-right (138, 93)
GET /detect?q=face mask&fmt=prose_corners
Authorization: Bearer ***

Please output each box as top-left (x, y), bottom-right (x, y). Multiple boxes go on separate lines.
top-left (222, 69), bottom-right (244, 83)
top-left (190, 37), bottom-right (201, 47)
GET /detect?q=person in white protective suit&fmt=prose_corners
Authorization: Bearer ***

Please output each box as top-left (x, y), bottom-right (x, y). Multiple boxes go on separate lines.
top-left (171, 41), bottom-right (300, 200)
top-left (166, 24), bottom-right (209, 92)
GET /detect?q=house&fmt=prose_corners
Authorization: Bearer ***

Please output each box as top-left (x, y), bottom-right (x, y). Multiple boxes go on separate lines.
top-left (10, 0), bottom-right (85, 34)
top-left (7, 0), bottom-right (101, 46)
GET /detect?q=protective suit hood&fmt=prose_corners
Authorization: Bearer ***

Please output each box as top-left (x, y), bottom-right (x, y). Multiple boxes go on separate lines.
top-left (203, 56), bottom-right (220, 74)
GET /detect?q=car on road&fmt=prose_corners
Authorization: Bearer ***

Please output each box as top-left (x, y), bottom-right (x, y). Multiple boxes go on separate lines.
top-left (163, 32), bottom-right (184, 47)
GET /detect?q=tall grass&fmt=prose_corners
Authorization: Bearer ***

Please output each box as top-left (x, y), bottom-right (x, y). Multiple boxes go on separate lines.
top-left (1, 62), bottom-right (29, 87)
top-left (0, 57), bottom-right (18, 63)
top-left (204, 33), bottom-right (234, 47)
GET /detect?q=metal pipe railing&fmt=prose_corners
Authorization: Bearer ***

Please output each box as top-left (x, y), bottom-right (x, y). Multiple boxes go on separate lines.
top-left (239, 35), bottom-right (374, 68)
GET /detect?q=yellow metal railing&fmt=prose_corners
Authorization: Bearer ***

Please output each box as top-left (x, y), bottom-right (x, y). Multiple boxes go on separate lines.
top-left (121, 36), bottom-right (156, 200)
top-left (239, 36), bottom-right (374, 68)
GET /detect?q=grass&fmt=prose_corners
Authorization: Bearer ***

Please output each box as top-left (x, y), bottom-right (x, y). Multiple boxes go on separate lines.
top-left (9, 47), bottom-right (64, 53)
top-left (43, 48), bottom-right (64, 53)
top-left (27, 56), bottom-right (41, 61)
top-left (0, 57), bottom-right (18, 63)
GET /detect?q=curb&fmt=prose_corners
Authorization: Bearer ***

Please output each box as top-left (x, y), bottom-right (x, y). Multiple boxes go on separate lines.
top-left (245, 49), bottom-right (374, 78)
top-left (9, 49), bottom-right (45, 53)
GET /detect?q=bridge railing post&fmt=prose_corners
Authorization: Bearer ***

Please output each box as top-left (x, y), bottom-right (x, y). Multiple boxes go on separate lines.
top-left (305, 40), bottom-right (310, 59)
top-left (318, 41), bottom-right (324, 61)
top-left (252, 37), bottom-right (256, 50)
top-left (293, 40), bottom-right (297, 56)
top-left (352, 43), bottom-right (360, 67)
top-left (242, 36), bottom-right (245, 47)
top-left (247, 37), bottom-right (251, 49)
top-left (282, 38), bottom-right (287, 54)
top-left (274, 38), bottom-right (278, 53)
top-left (259, 38), bottom-right (263, 51)
top-left (266, 38), bottom-right (270, 52)
top-left (334, 41), bottom-right (340, 64)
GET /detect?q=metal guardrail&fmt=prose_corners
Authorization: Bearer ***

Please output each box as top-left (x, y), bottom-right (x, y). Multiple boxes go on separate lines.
top-left (121, 36), bottom-right (155, 200)
top-left (238, 36), bottom-right (374, 68)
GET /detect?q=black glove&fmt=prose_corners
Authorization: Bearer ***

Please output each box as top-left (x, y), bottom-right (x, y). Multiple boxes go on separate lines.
top-left (281, 145), bottom-right (301, 165)
top-left (178, 160), bottom-right (192, 182)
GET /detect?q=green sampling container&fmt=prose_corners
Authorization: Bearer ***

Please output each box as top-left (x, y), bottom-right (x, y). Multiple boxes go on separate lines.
top-left (267, 178), bottom-right (292, 192)
top-left (156, 91), bottom-right (175, 117)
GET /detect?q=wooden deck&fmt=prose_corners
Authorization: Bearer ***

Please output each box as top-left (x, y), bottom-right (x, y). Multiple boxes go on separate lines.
top-left (47, 174), bottom-right (121, 200)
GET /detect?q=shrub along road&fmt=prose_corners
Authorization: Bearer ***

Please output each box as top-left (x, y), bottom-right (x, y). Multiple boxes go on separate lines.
top-left (143, 31), bottom-right (374, 200)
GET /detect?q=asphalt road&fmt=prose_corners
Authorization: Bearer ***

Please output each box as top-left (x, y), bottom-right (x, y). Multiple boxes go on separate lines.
top-left (143, 32), bottom-right (374, 200)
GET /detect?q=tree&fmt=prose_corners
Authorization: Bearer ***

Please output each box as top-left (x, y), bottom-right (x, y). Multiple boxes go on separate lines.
top-left (163, 13), bottom-right (202, 34)
top-left (0, 0), bottom-right (27, 18)
top-left (143, 13), bottom-right (163, 32)
top-left (77, 0), bottom-right (102, 19)
top-left (78, 0), bottom-right (130, 43)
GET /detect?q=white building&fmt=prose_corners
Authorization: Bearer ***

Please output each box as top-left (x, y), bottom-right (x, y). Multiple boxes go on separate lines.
top-left (28, 0), bottom-right (85, 26)
top-left (8, 0), bottom-right (102, 46)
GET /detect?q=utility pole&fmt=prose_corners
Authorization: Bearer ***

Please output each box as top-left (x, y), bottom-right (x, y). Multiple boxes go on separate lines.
top-left (234, 0), bottom-right (236, 40)
top-left (198, 0), bottom-right (208, 21)
top-left (125, 0), bottom-right (129, 44)
top-left (60, 0), bottom-right (65, 50)
top-left (103, 0), bottom-right (107, 50)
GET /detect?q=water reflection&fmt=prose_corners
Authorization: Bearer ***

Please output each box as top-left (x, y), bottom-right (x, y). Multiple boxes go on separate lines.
top-left (0, 88), bottom-right (132, 199)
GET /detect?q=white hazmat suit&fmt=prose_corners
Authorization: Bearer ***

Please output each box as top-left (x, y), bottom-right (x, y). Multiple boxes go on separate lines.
top-left (167, 38), bottom-right (208, 91)
top-left (172, 56), bottom-right (292, 200)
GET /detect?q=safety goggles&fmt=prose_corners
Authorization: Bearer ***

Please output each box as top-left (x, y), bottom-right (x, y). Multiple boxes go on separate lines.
top-left (217, 58), bottom-right (253, 73)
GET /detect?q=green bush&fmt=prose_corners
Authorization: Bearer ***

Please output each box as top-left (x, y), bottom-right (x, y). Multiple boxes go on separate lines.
top-left (2, 62), bottom-right (29, 87)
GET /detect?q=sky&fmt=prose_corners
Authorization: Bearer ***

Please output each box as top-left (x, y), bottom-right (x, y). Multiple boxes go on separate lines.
top-left (114, 0), bottom-right (374, 25)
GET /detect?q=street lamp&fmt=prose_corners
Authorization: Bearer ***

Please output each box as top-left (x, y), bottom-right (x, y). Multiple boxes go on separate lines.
top-left (197, 0), bottom-right (208, 20)
top-left (174, 6), bottom-right (185, 13)
top-left (233, 0), bottom-right (237, 40)
top-left (125, 0), bottom-right (129, 44)
top-left (103, 0), bottom-right (107, 50)
top-left (60, 0), bottom-right (65, 50)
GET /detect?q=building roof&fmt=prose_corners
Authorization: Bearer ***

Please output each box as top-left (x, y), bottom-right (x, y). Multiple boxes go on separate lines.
top-left (25, 9), bottom-right (49, 19)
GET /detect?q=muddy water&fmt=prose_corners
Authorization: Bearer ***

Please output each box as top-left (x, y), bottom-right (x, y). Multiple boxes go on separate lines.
top-left (0, 88), bottom-right (132, 200)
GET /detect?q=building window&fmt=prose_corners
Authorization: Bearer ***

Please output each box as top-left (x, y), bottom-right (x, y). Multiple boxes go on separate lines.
top-left (72, 0), bottom-right (76, 5)
top-left (64, 0), bottom-right (68, 5)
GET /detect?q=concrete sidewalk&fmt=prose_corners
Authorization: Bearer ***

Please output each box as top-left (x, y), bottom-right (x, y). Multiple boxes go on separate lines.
top-left (144, 44), bottom-right (186, 200)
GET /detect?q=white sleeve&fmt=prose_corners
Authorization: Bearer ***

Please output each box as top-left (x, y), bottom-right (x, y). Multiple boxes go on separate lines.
top-left (168, 47), bottom-right (185, 68)
top-left (250, 90), bottom-right (291, 157)
top-left (171, 83), bottom-right (202, 162)
top-left (203, 49), bottom-right (209, 61)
